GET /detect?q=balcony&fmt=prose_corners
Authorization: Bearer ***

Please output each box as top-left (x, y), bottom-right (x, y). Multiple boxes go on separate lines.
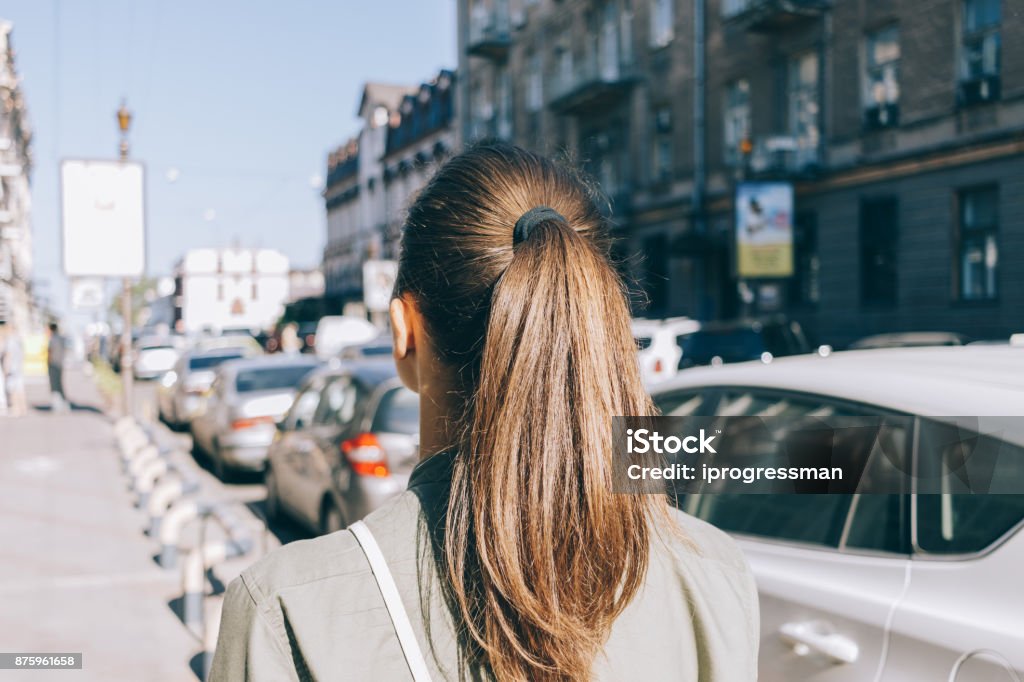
top-left (747, 135), bottom-right (821, 178)
top-left (549, 54), bottom-right (638, 116)
top-left (721, 0), bottom-right (828, 33)
top-left (467, 10), bottom-right (512, 61)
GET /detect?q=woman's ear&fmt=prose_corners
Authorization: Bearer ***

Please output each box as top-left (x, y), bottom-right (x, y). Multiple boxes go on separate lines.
top-left (389, 294), bottom-right (419, 392)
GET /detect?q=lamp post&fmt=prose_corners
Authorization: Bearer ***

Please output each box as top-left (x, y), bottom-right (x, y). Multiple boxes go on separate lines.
top-left (117, 100), bottom-right (135, 416)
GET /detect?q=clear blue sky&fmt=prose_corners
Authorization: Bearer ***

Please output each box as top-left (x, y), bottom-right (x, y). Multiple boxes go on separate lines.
top-left (3, 0), bottom-right (455, 316)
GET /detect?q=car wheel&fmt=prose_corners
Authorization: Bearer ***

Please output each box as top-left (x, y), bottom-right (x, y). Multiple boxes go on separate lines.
top-left (321, 499), bottom-right (346, 535)
top-left (264, 467), bottom-right (281, 522)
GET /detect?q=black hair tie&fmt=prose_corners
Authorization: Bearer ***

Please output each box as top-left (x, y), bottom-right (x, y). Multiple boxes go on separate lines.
top-left (513, 206), bottom-right (567, 246)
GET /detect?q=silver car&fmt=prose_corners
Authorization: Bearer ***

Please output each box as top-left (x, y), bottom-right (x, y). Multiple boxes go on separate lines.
top-left (191, 355), bottom-right (320, 479)
top-left (157, 348), bottom-right (248, 429)
top-left (264, 360), bottom-right (419, 535)
top-left (652, 346), bottom-right (1024, 680)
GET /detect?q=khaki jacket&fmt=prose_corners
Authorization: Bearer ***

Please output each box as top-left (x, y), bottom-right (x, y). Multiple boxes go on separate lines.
top-left (210, 452), bottom-right (759, 681)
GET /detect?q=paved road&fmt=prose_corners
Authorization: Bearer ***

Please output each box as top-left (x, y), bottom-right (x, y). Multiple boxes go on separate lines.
top-left (0, 369), bottom-right (200, 682)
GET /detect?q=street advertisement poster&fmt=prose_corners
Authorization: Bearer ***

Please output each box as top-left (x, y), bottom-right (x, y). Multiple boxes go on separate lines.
top-left (60, 159), bottom-right (146, 278)
top-left (362, 259), bottom-right (398, 313)
top-left (735, 181), bottom-right (794, 278)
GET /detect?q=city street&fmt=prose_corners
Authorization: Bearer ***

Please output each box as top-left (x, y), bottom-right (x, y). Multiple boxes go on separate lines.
top-left (0, 368), bottom-right (303, 681)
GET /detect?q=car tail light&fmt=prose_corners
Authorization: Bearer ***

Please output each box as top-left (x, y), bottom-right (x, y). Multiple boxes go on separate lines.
top-left (654, 359), bottom-right (663, 374)
top-left (341, 433), bottom-right (389, 477)
top-left (231, 416), bottom-right (275, 430)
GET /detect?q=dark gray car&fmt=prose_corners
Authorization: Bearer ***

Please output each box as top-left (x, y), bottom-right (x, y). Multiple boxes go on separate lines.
top-left (264, 360), bottom-right (419, 535)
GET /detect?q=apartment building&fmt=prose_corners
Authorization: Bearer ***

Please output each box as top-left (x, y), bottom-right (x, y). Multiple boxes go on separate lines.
top-left (323, 71), bottom-right (457, 305)
top-left (457, 0), bottom-right (1023, 345)
top-left (0, 20), bottom-right (35, 331)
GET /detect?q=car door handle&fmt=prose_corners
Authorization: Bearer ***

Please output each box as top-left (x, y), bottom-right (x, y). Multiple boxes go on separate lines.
top-left (779, 620), bottom-right (859, 664)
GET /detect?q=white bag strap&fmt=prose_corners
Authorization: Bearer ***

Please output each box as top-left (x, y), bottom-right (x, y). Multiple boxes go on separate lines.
top-left (349, 520), bottom-right (433, 682)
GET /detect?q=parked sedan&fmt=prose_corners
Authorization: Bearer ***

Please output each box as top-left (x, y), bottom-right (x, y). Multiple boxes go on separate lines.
top-left (158, 348), bottom-right (249, 429)
top-left (264, 360), bottom-right (419, 535)
top-left (133, 336), bottom-right (181, 380)
top-left (191, 355), bottom-right (321, 479)
top-left (651, 346), bottom-right (1024, 681)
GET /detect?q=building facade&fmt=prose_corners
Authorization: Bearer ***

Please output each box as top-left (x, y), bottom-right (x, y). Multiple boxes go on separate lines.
top-left (172, 247), bottom-right (290, 334)
top-left (0, 20), bottom-right (35, 332)
top-left (323, 73), bottom-right (457, 305)
top-left (457, 0), bottom-right (1023, 346)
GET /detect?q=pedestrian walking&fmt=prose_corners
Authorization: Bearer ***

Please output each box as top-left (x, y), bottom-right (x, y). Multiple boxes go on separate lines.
top-left (47, 322), bottom-right (67, 412)
top-left (0, 320), bottom-right (27, 416)
top-left (211, 143), bottom-right (759, 681)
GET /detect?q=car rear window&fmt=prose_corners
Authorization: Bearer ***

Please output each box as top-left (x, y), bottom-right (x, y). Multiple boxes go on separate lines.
top-left (236, 365), bottom-right (316, 393)
top-left (371, 387), bottom-right (419, 435)
top-left (189, 353), bottom-right (243, 370)
top-left (679, 329), bottom-right (765, 364)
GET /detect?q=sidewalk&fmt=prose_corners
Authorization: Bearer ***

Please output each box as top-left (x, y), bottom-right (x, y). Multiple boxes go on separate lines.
top-left (0, 367), bottom-right (199, 681)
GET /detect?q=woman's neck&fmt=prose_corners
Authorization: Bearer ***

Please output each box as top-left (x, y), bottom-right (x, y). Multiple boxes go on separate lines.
top-left (416, 372), bottom-right (462, 461)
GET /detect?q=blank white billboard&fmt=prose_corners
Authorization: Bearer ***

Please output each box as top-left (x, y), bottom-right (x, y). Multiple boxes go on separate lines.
top-left (61, 159), bottom-right (146, 277)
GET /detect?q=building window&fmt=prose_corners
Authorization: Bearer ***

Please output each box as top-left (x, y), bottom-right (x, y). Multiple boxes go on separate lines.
top-left (496, 66), bottom-right (513, 139)
top-left (788, 52), bottom-right (820, 169)
top-left (643, 233), bottom-right (670, 315)
top-left (526, 53), bottom-right (543, 112)
top-left (724, 79), bottom-right (751, 167)
top-left (650, 0), bottom-right (673, 48)
top-left (960, 0), bottom-right (1001, 91)
top-left (790, 212), bottom-right (820, 307)
top-left (957, 186), bottom-right (998, 301)
top-left (651, 105), bottom-right (672, 184)
top-left (864, 25), bottom-right (900, 129)
top-left (859, 197), bottom-right (899, 307)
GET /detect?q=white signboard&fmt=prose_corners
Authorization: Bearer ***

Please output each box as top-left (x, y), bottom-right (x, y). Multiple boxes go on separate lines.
top-left (61, 159), bottom-right (146, 277)
top-left (70, 278), bottom-right (105, 311)
top-left (362, 259), bottom-right (398, 313)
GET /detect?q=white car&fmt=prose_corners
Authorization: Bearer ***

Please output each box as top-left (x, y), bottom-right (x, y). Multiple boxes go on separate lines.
top-left (133, 337), bottom-right (180, 380)
top-left (651, 346), bottom-right (1024, 681)
top-left (632, 317), bottom-right (700, 386)
top-left (191, 355), bottom-right (321, 479)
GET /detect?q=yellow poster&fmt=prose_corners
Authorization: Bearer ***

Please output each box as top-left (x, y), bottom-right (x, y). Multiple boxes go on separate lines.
top-left (736, 182), bottom-right (794, 278)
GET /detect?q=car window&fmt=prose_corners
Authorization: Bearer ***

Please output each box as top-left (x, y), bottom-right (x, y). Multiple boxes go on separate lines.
top-left (285, 383), bottom-right (321, 431)
top-left (915, 419), bottom-right (1024, 555)
top-left (189, 353), bottom-right (243, 370)
top-left (314, 376), bottom-right (358, 427)
top-left (653, 389), bottom-right (720, 417)
top-left (684, 389), bottom-right (910, 553)
top-left (236, 364), bottom-right (317, 393)
top-left (635, 336), bottom-right (653, 351)
top-left (371, 387), bottom-right (419, 435)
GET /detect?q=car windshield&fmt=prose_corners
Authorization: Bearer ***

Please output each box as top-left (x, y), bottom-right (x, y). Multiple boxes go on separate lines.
top-left (235, 365), bottom-right (317, 393)
top-left (680, 329), bottom-right (766, 364)
top-left (371, 387), bottom-right (419, 435)
top-left (189, 353), bottom-right (243, 370)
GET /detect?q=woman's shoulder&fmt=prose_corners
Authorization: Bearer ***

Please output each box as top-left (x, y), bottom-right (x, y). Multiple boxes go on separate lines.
top-left (657, 504), bottom-right (753, 576)
top-left (238, 490), bottom-right (422, 605)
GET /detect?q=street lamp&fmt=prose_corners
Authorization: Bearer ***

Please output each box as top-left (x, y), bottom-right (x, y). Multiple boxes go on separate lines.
top-left (117, 100), bottom-right (132, 161)
top-left (116, 99), bottom-right (135, 415)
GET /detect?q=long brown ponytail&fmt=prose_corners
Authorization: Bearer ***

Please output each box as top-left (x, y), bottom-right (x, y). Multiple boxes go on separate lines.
top-left (395, 142), bottom-right (658, 681)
